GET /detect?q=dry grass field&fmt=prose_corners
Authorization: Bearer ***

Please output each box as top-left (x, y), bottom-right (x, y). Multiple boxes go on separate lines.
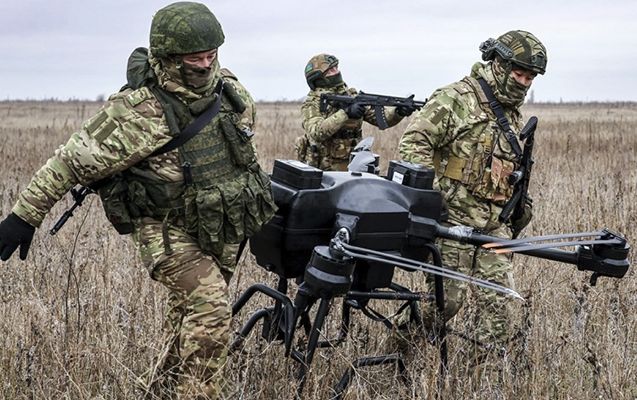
top-left (0, 100), bottom-right (635, 399)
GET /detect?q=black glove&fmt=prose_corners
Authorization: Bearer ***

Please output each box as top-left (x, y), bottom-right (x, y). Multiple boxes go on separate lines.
top-left (0, 213), bottom-right (36, 261)
top-left (396, 105), bottom-right (417, 117)
top-left (345, 102), bottom-right (365, 119)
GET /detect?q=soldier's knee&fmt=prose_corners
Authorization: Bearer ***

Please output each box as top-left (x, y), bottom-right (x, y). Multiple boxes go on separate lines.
top-left (443, 283), bottom-right (467, 317)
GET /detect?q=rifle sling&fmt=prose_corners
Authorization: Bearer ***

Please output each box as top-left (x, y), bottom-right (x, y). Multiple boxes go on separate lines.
top-left (150, 80), bottom-right (224, 157)
top-left (476, 78), bottom-right (522, 159)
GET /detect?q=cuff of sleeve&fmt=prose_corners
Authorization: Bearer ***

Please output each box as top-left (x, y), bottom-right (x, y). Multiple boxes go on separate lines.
top-left (12, 201), bottom-right (44, 228)
top-left (10, 153), bottom-right (79, 229)
top-left (334, 109), bottom-right (349, 123)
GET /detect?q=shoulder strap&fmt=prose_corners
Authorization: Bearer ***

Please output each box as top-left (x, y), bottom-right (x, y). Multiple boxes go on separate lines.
top-left (476, 78), bottom-right (522, 158)
top-left (150, 80), bottom-right (224, 157)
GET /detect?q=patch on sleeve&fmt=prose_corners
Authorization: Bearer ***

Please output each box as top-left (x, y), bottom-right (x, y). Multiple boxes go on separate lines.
top-left (85, 110), bottom-right (108, 134)
top-left (93, 120), bottom-right (118, 143)
top-left (429, 104), bottom-right (450, 125)
top-left (85, 110), bottom-right (117, 143)
top-left (125, 87), bottom-right (154, 107)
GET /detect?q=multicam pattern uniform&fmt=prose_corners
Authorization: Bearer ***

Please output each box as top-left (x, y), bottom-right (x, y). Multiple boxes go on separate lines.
top-left (298, 85), bottom-right (403, 171)
top-left (12, 64), bottom-right (265, 398)
top-left (398, 62), bottom-right (524, 358)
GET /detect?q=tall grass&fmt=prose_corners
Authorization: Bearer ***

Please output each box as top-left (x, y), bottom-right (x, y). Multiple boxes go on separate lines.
top-left (0, 101), bottom-right (635, 399)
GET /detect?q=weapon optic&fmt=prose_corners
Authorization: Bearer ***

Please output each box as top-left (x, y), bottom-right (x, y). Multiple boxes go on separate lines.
top-left (232, 158), bottom-right (630, 398)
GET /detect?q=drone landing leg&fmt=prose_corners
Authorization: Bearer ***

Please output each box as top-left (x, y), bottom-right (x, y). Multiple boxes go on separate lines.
top-left (230, 283), bottom-right (296, 354)
top-left (424, 243), bottom-right (449, 394)
top-left (295, 296), bottom-right (333, 398)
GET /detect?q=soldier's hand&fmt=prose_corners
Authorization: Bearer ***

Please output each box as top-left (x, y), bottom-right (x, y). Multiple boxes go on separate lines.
top-left (510, 198), bottom-right (533, 237)
top-left (0, 213), bottom-right (36, 261)
top-left (396, 105), bottom-right (417, 117)
top-left (345, 103), bottom-right (365, 119)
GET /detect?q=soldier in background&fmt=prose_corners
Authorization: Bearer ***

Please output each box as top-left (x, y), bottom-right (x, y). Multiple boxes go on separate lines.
top-left (398, 31), bottom-right (547, 369)
top-left (297, 54), bottom-right (416, 171)
top-left (0, 2), bottom-right (276, 398)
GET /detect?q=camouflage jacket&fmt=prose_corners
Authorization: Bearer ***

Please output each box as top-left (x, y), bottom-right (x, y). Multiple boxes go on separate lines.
top-left (399, 62), bottom-right (524, 231)
top-left (12, 68), bottom-right (258, 229)
top-left (298, 84), bottom-right (403, 171)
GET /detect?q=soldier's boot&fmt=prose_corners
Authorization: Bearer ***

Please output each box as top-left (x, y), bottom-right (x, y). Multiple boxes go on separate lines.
top-left (138, 342), bottom-right (182, 399)
top-left (177, 361), bottom-right (227, 400)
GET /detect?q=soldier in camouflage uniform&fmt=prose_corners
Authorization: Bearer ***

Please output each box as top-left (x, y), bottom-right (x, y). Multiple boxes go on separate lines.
top-left (398, 31), bottom-right (547, 365)
top-left (0, 2), bottom-right (276, 398)
top-left (297, 54), bottom-right (416, 171)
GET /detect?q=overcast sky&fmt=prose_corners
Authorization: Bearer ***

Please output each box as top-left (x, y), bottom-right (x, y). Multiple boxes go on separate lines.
top-left (1, 0), bottom-right (635, 102)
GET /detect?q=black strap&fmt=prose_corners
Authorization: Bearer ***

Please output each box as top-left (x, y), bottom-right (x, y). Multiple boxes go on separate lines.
top-left (150, 80), bottom-right (224, 157)
top-left (476, 78), bottom-right (522, 158)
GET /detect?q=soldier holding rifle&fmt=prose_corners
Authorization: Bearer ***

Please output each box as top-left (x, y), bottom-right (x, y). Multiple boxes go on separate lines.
top-left (398, 30), bottom-right (547, 371)
top-left (297, 54), bottom-right (420, 171)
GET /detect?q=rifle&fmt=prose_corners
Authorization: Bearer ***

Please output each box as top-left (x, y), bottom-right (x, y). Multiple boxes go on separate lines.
top-left (49, 186), bottom-right (94, 235)
top-left (319, 91), bottom-right (426, 129)
top-left (498, 116), bottom-right (538, 236)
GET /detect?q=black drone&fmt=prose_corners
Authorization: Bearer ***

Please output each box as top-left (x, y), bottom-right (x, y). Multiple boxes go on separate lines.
top-left (232, 152), bottom-right (629, 399)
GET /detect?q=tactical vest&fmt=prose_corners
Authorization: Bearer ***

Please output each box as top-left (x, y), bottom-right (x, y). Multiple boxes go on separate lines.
top-left (99, 48), bottom-right (276, 257)
top-left (432, 77), bottom-right (520, 204)
top-left (303, 87), bottom-right (362, 170)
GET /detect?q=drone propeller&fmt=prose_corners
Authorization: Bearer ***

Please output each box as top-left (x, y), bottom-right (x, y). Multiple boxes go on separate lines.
top-left (490, 238), bottom-right (624, 254)
top-left (338, 241), bottom-right (523, 300)
top-left (482, 231), bottom-right (605, 249)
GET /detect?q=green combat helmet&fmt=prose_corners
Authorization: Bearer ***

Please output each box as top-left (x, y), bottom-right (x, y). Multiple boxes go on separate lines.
top-left (305, 53), bottom-right (340, 89)
top-left (150, 2), bottom-right (225, 57)
top-left (479, 30), bottom-right (547, 74)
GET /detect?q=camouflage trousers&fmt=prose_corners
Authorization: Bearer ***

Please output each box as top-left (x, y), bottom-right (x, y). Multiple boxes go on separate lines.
top-left (396, 222), bottom-right (514, 365)
top-left (422, 223), bottom-right (514, 357)
top-left (132, 217), bottom-right (239, 399)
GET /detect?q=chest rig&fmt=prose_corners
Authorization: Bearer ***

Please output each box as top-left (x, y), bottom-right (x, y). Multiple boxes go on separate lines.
top-left (433, 77), bottom-right (522, 204)
top-left (99, 48), bottom-right (276, 257)
top-left (321, 87), bottom-right (362, 169)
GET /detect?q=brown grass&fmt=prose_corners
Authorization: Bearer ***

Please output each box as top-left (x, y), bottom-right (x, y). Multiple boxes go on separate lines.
top-left (0, 100), bottom-right (635, 399)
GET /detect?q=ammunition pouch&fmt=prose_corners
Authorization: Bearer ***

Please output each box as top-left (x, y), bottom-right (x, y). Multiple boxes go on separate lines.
top-left (97, 176), bottom-right (134, 235)
top-left (126, 175), bottom-right (185, 219)
top-left (472, 156), bottom-right (515, 203)
top-left (99, 170), bottom-right (185, 235)
top-left (435, 153), bottom-right (515, 204)
top-left (219, 116), bottom-right (256, 167)
top-left (184, 168), bottom-right (277, 256)
top-left (328, 137), bottom-right (357, 160)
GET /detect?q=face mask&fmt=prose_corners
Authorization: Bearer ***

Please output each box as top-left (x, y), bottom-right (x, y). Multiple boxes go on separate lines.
top-left (325, 72), bottom-right (343, 87)
top-left (504, 75), bottom-right (530, 103)
top-left (492, 59), bottom-right (529, 106)
top-left (180, 61), bottom-right (214, 89)
top-left (314, 72), bottom-right (344, 88)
